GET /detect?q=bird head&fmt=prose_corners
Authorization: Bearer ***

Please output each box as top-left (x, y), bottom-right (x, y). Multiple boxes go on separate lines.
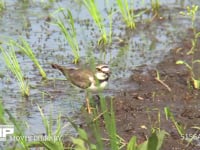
top-left (95, 64), bottom-right (110, 80)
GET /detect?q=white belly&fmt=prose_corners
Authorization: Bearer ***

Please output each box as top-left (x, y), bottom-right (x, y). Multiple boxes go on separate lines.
top-left (88, 81), bottom-right (108, 91)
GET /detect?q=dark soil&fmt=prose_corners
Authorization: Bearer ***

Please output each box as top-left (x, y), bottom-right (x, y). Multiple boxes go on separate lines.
top-left (79, 29), bottom-right (200, 150)
top-left (112, 31), bottom-right (200, 149)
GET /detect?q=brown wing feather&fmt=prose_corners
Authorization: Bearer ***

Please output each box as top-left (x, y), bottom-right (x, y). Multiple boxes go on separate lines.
top-left (68, 69), bottom-right (93, 89)
top-left (52, 64), bottom-right (93, 89)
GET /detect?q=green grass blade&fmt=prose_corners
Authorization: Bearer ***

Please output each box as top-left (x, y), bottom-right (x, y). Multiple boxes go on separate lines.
top-left (0, 45), bottom-right (29, 97)
top-left (11, 38), bottom-right (47, 79)
top-left (117, 0), bottom-right (136, 29)
top-left (164, 107), bottom-right (185, 136)
top-left (127, 136), bottom-right (137, 150)
top-left (37, 105), bottom-right (51, 135)
top-left (82, 0), bottom-right (107, 45)
top-left (91, 114), bottom-right (104, 150)
top-left (37, 105), bottom-right (64, 150)
top-left (0, 100), bottom-right (6, 124)
top-left (98, 95), bottom-right (119, 149)
top-left (147, 130), bottom-right (166, 150)
top-left (53, 9), bottom-right (80, 63)
top-left (5, 109), bottom-right (29, 149)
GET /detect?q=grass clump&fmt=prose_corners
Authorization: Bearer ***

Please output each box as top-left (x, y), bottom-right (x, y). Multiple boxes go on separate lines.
top-left (151, 0), bottom-right (160, 14)
top-left (5, 109), bottom-right (30, 149)
top-left (180, 5), bottom-right (199, 54)
top-left (116, 0), bottom-right (146, 29)
top-left (164, 107), bottom-right (185, 136)
top-left (70, 95), bottom-right (120, 150)
top-left (69, 94), bottom-right (166, 150)
top-left (176, 59), bottom-right (200, 89)
top-left (37, 105), bottom-right (64, 150)
top-left (0, 44), bottom-right (30, 97)
top-left (180, 5), bottom-right (198, 33)
top-left (127, 130), bottom-right (166, 150)
top-left (82, 0), bottom-right (108, 45)
top-left (53, 8), bottom-right (80, 64)
top-left (116, 0), bottom-right (136, 29)
top-left (0, 0), bottom-right (5, 11)
top-left (11, 38), bottom-right (47, 79)
top-left (177, 5), bottom-right (200, 88)
top-left (1, 103), bottom-right (65, 149)
top-left (98, 95), bottom-right (119, 149)
top-left (0, 103), bottom-right (31, 149)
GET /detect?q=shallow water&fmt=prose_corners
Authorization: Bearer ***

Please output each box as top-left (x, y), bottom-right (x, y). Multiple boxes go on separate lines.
top-left (0, 0), bottom-right (199, 141)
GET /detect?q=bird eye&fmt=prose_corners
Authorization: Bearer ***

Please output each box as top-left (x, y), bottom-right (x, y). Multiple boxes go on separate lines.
top-left (96, 65), bottom-right (109, 73)
top-left (96, 68), bottom-right (101, 71)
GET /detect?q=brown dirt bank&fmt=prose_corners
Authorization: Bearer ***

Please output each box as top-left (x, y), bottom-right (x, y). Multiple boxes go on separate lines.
top-left (76, 28), bottom-right (200, 149)
top-left (112, 46), bottom-right (200, 149)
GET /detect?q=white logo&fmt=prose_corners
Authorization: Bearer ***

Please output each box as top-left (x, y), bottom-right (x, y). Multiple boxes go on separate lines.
top-left (0, 125), bottom-right (14, 141)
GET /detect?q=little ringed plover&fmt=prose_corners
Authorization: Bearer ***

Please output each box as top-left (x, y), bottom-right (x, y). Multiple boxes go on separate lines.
top-left (51, 64), bottom-right (110, 113)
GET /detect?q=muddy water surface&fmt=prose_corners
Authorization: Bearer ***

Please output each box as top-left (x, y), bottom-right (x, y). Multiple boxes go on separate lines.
top-left (0, 0), bottom-right (200, 148)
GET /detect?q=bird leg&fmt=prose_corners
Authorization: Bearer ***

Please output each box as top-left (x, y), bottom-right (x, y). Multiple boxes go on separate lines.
top-left (86, 96), bottom-right (91, 114)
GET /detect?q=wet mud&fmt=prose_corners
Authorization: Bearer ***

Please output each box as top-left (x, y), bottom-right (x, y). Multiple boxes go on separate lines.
top-left (81, 29), bottom-right (200, 150)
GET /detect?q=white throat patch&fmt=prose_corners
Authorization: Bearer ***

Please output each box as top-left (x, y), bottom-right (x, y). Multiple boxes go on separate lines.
top-left (95, 72), bottom-right (108, 80)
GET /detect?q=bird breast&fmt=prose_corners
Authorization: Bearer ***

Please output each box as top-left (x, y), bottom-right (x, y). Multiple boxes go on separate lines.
top-left (95, 72), bottom-right (108, 80)
top-left (88, 76), bottom-right (108, 91)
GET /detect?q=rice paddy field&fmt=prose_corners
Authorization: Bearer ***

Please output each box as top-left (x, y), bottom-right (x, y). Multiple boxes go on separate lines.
top-left (0, 0), bottom-right (200, 149)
